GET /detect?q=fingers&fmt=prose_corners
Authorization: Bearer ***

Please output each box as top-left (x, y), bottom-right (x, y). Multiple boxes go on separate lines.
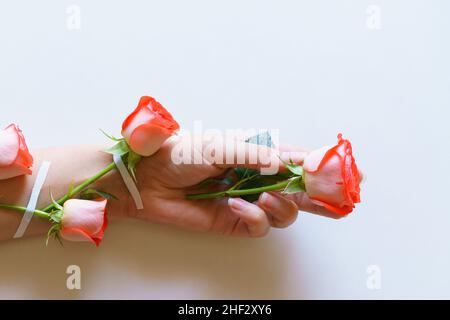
top-left (210, 138), bottom-right (282, 174)
top-left (223, 189), bottom-right (346, 236)
top-left (227, 198), bottom-right (271, 237)
top-left (278, 144), bottom-right (309, 165)
top-left (209, 139), bottom-right (312, 175)
top-left (176, 134), bottom-right (310, 174)
top-left (258, 192), bottom-right (299, 228)
top-left (226, 193), bottom-right (300, 237)
top-left (284, 192), bottom-right (345, 219)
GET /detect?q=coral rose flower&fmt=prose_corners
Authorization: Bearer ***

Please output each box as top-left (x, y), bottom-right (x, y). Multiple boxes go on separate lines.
top-left (303, 134), bottom-right (361, 215)
top-left (121, 96), bottom-right (180, 156)
top-left (0, 124), bottom-right (33, 180)
top-left (60, 199), bottom-right (108, 246)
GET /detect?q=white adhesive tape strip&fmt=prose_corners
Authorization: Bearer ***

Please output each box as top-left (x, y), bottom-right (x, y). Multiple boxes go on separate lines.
top-left (113, 153), bottom-right (144, 210)
top-left (13, 161), bottom-right (51, 239)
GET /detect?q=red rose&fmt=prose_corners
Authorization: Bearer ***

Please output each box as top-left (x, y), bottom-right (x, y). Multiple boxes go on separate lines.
top-left (60, 199), bottom-right (108, 246)
top-left (121, 96), bottom-right (180, 156)
top-left (303, 134), bottom-right (361, 215)
top-left (0, 124), bottom-right (33, 180)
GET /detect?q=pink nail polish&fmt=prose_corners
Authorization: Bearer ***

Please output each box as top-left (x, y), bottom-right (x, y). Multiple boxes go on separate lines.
top-left (260, 192), bottom-right (270, 205)
top-left (260, 192), bottom-right (275, 208)
top-left (228, 198), bottom-right (250, 212)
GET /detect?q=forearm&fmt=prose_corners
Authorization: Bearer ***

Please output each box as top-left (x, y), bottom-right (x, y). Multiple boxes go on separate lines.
top-left (0, 145), bottom-right (129, 241)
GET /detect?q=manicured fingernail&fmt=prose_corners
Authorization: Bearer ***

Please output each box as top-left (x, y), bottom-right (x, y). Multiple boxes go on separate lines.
top-left (228, 198), bottom-right (250, 212)
top-left (260, 192), bottom-right (276, 208)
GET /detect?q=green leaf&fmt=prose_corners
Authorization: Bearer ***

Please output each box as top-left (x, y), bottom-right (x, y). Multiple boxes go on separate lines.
top-left (127, 151), bottom-right (142, 182)
top-left (49, 191), bottom-right (63, 211)
top-left (234, 131), bottom-right (275, 183)
top-left (235, 168), bottom-right (258, 180)
top-left (232, 132), bottom-right (275, 201)
top-left (94, 190), bottom-right (118, 200)
top-left (81, 188), bottom-right (118, 200)
top-left (246, 131), bottom-right (275, 148)
top-left (198, 177), bottom-right (234, 188)
top-left (282, 177), bottom-right (304, 194)
top-left (46, 223), bottom-right (61, 246)
top-left (100, 129), bottom-right (124, 142)
top-left (49, 210), bottom-right (63, 224)
top-left (286, 163), bottom-right (304, 176)
top-left (229, 172), bottom-right (258, 191)
top-left (54, 232), bottom-right (64, 247)
top-left (105, 140), bottom-right (130, 156)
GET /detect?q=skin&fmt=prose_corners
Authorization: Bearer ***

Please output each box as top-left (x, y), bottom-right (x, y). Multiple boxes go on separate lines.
top-left (0, 136), bottom-right (342, 242)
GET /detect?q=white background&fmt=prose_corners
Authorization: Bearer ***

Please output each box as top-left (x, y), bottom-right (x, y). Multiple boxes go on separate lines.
top-left (0, 0), bottom-right (449, 299)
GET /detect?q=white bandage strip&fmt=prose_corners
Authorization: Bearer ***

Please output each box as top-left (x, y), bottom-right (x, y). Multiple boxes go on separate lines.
top-left (113, 154), bottom-right (144, 210)
top-left (13, 161), bottom-right (51, 239)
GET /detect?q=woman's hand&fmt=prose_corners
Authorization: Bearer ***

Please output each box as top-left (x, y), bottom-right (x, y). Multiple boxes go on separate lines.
top-left (128, 135), bottom-right (342, 237)
top-left (0, 138), bottom-right (343, 241)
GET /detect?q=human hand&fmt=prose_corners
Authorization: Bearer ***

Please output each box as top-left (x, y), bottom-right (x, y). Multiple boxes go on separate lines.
top-left (128, 135), bottom-right (342, 237)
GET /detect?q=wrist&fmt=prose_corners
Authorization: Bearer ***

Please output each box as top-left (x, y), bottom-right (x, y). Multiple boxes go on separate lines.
top-left (41, 145), bottom-right (131, 219)
top-left (87, 148), bottom-right (131, 219)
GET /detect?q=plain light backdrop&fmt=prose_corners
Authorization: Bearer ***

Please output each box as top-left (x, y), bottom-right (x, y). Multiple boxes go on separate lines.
top-left (0, 0), bottom-right (449, 299)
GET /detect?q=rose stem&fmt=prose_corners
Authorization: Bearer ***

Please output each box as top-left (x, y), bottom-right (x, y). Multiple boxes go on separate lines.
top-left (0, 204), bottom-right (50, 219)
top-left (41, 161), bottom-right (117, 213)
top-left (186, 179), bottom-right (293, 200)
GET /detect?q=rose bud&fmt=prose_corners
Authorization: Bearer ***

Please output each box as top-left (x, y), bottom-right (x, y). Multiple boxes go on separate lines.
top-left (0, 124), bottom-right (33, 180)
top-left (121, 96), bottom-right (180, 157)
top-left (60, 199), bottom-right (108, 246)
top-left (303, 134), bottom-right (361, 215)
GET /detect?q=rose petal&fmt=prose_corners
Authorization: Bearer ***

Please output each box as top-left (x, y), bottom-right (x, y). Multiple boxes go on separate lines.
top-left (60, 227), bottom-right (98, 245)
top-left (0, 125), bottom-right (20, 166)
top-left (128, 123), bottom-right (172, 157)
top-left (62, 199), bottom-right (107, 237)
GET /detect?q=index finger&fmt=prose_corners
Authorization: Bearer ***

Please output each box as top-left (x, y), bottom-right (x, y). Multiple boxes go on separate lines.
top-left (203, 136), bottom-right (282, 174)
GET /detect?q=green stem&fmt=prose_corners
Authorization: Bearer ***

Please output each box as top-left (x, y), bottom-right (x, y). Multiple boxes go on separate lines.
top-left (186, 180), bottom-right (292, 200)
top-left (41, 162), bottom-right (117, 213)
top-left (228, 173), bottom-right (257, 191)
top-left (0, 204), bottom-right (50, 219)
